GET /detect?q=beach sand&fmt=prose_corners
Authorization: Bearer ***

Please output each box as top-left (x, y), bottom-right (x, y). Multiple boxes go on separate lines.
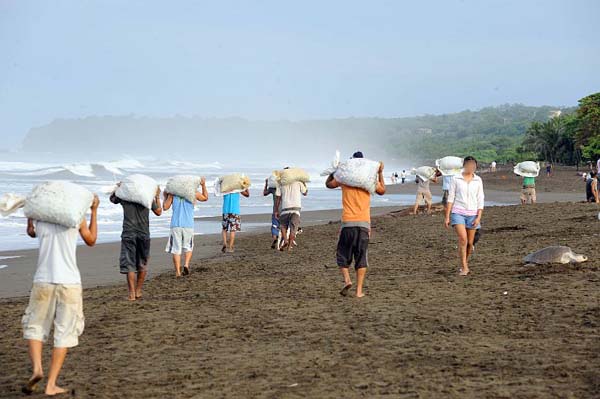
top-left (0, 167), bottom-right (599, 398)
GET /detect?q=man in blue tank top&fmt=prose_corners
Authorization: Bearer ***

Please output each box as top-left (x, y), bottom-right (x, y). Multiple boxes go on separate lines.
top-left (222, 188), bottom-right (250, 253)
top-left (163, 178), bottom-right (208, 277)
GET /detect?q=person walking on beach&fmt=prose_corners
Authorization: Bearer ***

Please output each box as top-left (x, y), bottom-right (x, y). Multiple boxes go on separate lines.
top-left (326, 151), bottom-right (386, 298)
top-left (546, 162), bottom-right (553, 177)
top-left (490, 160), bottom-right (497, 173)
top-left (401, 170), bottom-right (406, 184)
top-left (413, 174), bottom-right (437, 215)
top-left (221, 189), bottom-right (250, 253)
top-left (275, 168), bottom-right (308, 252)
top-left (110, 185), bottom-right (163, 301)
top-left (21, 195), bottom-right (99, 396)
top-left (444, 156), bottom-right (484, 276)
top-left (520, 175), bottom-right (536, 205)
top-left (586, 172), bottom-right (599, 203)
top-left (163, 178), bottom-right (208, 277)
top-left (441, 173), bottom-right (453, 208)
top-left (263, 178), bottom-right (280, 249)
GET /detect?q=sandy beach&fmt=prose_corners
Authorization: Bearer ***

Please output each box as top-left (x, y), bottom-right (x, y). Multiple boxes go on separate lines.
top-left (0, 167), bottom-right (599, 398)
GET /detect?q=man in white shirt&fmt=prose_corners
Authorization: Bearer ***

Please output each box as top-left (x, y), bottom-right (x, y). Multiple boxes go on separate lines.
top-left (275, 174), bottom-right (308, 252)
top-left (21, 195), bottom-right (98, 396)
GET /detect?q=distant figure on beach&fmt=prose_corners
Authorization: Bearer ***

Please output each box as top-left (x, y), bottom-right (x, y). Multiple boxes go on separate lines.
top-left (444, 156), bottom-right (484, 276)
top-left (413, 174), bottom-right (437, 215)
top-left (441, 173), bottom-right (453, 208)
top-left (490, 160), bottom-right (497, 173)
top-left (326, 151), bottom-right (385, 298)
top-left (586, 172), bottom-right (599, 203)
top-left (276, 167), bottom-right (308, 252)
top-left (546, 162), bottom-right (553, 177)
top-left (263, 178), bottom-right (280, 249)
top-left (597, 158), bottom-right (600, 173)
top-left (21, 195), bottom-right (99, 396)
top-left (221, 189), bottom-right (250, 253)
top-left (390, 172), bottom-right (397, 184)
top-left (110, 185), bottom-right (163, 301)
top-left (401, 170), bottom-right (406, 184)
top-left (521, 175), bottom-right (536, 205)
top-left (163, 178), bottom-right (208, 277)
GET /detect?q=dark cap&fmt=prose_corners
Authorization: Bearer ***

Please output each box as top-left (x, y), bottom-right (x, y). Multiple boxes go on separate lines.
top-left (351, 151), bottom-right (364, 159)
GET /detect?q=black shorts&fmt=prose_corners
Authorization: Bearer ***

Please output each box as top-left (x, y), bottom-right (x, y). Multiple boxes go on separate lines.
top-left (336, 227), bottom-right (369, 269)
top-left (441, 190), bottom-right (449, 205)
top-left (119, 235), bottom-right (151, 273)
top-left (279, 212), bottom-right (300, 233)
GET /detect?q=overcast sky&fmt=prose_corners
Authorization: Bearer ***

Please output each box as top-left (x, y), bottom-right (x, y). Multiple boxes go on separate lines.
top-left (1, 0), bottom-right (599, 148)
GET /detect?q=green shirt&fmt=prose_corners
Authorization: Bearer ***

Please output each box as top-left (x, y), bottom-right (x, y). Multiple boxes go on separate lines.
top-left (523, 177), bottom-right (535, 187)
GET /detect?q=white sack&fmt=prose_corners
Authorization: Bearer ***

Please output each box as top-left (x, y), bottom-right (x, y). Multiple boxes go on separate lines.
top-left (165, 175), bottom-right (202, 203)
top-left (279, 168), bottom-right (311, 186)
top-left (514, 161), bottom-right (540, 177)
top-left (412, 166), bottom-right (437, 181)
top-left (115, 174), bottom-right (158, 209)
top-left (267, 172), bottom-right (280, 189)
top-left (333, 159), bottom-right (381, 193)
top-left (435, 156), bottom-right (463, 176)
top-left (215, 173), bottom-right (251, 196)
top-left (0, 193), bottom-right (26, 217)
top-left (23, 181), bottom-right (94, 228)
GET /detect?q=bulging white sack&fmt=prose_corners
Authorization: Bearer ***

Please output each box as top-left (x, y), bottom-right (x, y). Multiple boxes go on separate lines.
top-left (115, 174), bottom-right (158, 209)
top-left (279, 168), bottom-right (311, 186)
top-left (435, 156), bottom-right (463, 176)
top-left (412, 166), bottom-right (437, 181)
top-left (267, 173), bottom-right (279, 189)
top-left (333, 159), bottom-right (381, 194)
top-left (514, 161), bottom-right (540, 177)
top-left (23, 181), bottom-right (94, 228)
top-left (165, 175), bottom-right (202, 203)
top-left (215, 173), bottom-right (251, 196)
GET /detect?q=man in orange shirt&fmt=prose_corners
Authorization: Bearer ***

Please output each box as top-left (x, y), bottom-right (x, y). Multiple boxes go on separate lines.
top-left (326, 151), bottom-right (386, 298)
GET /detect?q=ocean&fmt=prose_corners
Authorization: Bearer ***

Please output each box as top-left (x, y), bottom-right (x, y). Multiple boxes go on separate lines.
top-left (0, 156), bottom-right (421, 251)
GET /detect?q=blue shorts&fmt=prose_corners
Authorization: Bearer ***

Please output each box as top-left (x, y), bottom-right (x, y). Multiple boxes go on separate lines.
top-left (271, 214), bottom-right (280, 236)
top-left (450, 213), bottom-right (481, 230)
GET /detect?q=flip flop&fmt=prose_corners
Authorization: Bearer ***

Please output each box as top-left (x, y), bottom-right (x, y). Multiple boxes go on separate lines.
top-left (221, 245), bottom-right (227, 253)
top-left (22, 375), bottom-right (42, 395)
top-left (182, 266), bottom-right (190, 276)
top-left (340, 283), bottom-right (353, 296)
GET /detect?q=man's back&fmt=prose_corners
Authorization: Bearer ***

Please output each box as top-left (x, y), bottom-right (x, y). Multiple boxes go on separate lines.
top-left (34, 221), bottom-right (80, 285)
top-left (278, 182), bottom-right (307, 214)
top-left (170, 196), bottom-right (194, 228)
top-left (223, 192), bottom-right (241, 215)
top-left (341, 185), bottom-right (371, 225)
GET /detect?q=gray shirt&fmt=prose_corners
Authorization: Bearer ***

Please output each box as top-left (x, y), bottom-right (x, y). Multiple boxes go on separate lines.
top-left (110, 193), bottom-right (159, 238)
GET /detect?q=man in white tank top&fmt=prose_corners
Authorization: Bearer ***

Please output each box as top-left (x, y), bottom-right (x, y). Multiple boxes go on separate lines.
top-left (21, 195), bottom-right (98, 396)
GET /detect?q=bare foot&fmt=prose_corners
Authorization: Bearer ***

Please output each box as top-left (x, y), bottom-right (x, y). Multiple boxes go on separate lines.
top-left (135, 290), bottom-right (143, 299)
top-left (45, 385), bottom-right (69, 396)
top-left (340, 283), bottom-right (353, 296)
top-left (22, 373), bottom-right (43, 394)
top-left (356, 292), bottom-right (366, 298)
top-left (128, 293), bottom-right (136, 301)
top-left (226, 248), bottom-right (234, 253)
top-left (459, 268), bottom-right (470, 276)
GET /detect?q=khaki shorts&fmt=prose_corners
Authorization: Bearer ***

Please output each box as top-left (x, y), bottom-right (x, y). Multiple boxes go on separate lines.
top-left (22, 283), bottom-right (84, 348)
top-left (521, 187), bottom-right (536, 203)
top-left (416, 190), bottom-right (432, 205)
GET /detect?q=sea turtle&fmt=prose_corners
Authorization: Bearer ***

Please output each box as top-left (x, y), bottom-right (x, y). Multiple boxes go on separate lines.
top-left (523, 246), bottom-right (588, 265)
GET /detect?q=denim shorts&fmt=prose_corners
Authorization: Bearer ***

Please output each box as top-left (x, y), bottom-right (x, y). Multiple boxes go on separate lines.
top-left (450, 213), bottom-right (481, 230)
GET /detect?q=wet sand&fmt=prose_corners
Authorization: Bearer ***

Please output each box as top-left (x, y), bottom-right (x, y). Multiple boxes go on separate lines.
top-left (0, 166), bottom-right (598, 398)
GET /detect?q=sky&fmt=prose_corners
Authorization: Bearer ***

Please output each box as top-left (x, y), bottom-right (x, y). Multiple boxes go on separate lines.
top-left (1, 0), bottom-right (599, 149)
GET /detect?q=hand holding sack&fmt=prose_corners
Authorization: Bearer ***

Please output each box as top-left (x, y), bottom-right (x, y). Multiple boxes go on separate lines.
top-left (114, 174), bottom-right (159, 209)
